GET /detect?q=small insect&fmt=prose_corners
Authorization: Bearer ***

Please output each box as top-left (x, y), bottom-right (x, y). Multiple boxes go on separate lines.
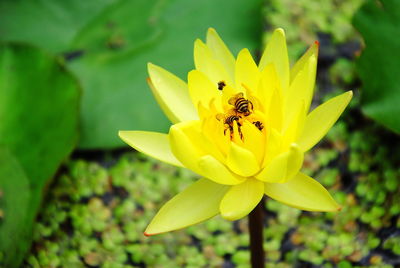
top-left (228, 93), bottom-right (253, 116)
top-left (217, 81), bottom-right (226, 90)
top-left (252, 121), bottom-right (264, 131)
top-left (216, 113), bottom-right (243, 139)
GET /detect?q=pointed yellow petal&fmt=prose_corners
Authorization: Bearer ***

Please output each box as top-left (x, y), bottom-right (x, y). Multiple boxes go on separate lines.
top-left (282, 101), bottom-right (306, 151)
top-left (170, 120), bottom-right (229, 177)
top-left (145, 178), bottom-right (229, 235)
top-left (148, 63), bottom-right (198, 123)
top-left (257, 64), bottom-right (278, 113)
top-left (226, 142), bottom-right (260, 177)
top-left (198, 155), bottom-right (245, 185)
top-left (235, 48), bottom-right (260, 92)
top-left (284, 55), bottom-right (317, 120)
top-left (119, 131), bottom-right (183, 168)
top-left (262, 128), bottom-right (282, 167)
top-left (202, 116), bottom-right (230, 156)
top-left (259, 28), bottom-right (289, 94)
top-left (291, 41), bottom-right (319, 83)
top-left (220, 178), bottom-right (264, 220)
top-left (188, 70), bottom-right (222, 110)
top-left (266, 84), bottom-right (283, 132)
top-left (256, 144), bottom-right (303, 183)
top-left (297, 91), bottom-right (353, 151)
top-left (169, 121), bottom-right (204, 174)
top-left (194, 39), bottom-right (232, 86)
top-left (206, 28), bottom-right (235, 80)
top-left (241, 121), bottom-right (265, 164)
top-left (264, 172), bottom-right (340, 212)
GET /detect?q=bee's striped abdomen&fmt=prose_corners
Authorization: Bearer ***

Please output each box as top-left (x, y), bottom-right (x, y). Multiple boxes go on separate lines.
top-left (235, 98), bottom-right (250, 114)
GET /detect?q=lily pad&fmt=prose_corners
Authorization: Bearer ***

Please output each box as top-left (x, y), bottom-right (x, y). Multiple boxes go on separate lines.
top-left (0, 0), bottom-right (117, 53)
top-left (0, 43), bottom-right (80, 267)
top-left (353, 0), bottom-right (400, 134)
top-left (0, 148), bottom-right (31, 268)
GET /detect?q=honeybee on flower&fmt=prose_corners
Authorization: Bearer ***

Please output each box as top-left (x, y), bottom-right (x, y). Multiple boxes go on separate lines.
top-left (119, 28), bottom-right (352, 236)
top-left (228, 92), bottom-right (254, 116)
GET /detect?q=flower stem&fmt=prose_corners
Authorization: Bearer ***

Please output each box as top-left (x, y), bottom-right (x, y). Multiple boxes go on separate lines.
top-left (248, 198), bottom-right (265, 268)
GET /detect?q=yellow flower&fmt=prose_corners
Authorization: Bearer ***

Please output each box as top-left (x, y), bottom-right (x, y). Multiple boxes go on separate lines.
top-left (119, 28), bottom-right (352, 236)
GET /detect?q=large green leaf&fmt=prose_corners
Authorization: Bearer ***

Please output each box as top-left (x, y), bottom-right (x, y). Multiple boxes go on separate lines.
top-left (353, 0), bottom-right (400, 134)
top-left (0, 148), bottom-right (31, 268)
top-left (67, 0), bottom-right (169, 148)
top-left (0, 0), bottom-right (262, 149)
top-left (0, 0), bottom-right (117, 53)
top-left (0, 44), bottom-right (80, 267)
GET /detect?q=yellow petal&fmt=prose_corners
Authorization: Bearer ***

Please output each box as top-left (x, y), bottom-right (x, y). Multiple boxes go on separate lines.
top-left (198, 155), bottom-right (246, 185)
top-left (206, 28), bottom-right (235, 80)
top-left (241, 121), bottom-right (265, 164)
top-left (297, 91), bottom-right (353, 151)
top-left (188, 70), bottom-right (222, 110)
top-left (256, 143), bottom-right (303, 183)
top-left (220, 178), bottom-right (264, 220)
top-left (259, 28), bottom-right (289, 94)
top-left (264, 172), bottom-right (341, 212)
top-left (145, 178), bottom-right (229, 235)
top-left (235, 48), bottom-right (260, 92)
top-left (256, 64), bottom-right (278, 113)
top-left (284, 55), bottom-right (317, 120)
top-left (266, 84), bottom-right (283, 132)
top-left (170, 120), bottom-right (230, 177)
top-left (119, 131), bottom-right (183, 168)
top-left (169, 121), bottom-right (204, 174)
top-left (182, 114), bottom-right (226, 163)
top-left (290, 41), bottom-right (319, 83)
top-left (202, 116), bottom-right (230, 157)
top-left (282, 101), bottom-right (306, 151)
top-left (194, 39), bottom-right (232, 86)
top-left (262, 128), bottom-right (282, 167)
top-left (148, 63), bottom-right (198, 123)
top-left (226, 142), bottom-right (260, 177)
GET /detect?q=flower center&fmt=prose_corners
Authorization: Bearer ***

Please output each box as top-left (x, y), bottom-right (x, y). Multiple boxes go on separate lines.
top-left (216, 92), bottom-right (264, 140)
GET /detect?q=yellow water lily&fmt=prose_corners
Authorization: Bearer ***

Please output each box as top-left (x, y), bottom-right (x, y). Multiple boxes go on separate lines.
top-left (119, 28), bottom-right (352, 236)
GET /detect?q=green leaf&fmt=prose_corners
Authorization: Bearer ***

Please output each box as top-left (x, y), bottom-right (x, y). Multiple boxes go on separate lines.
top-left (0, 148), bottom-right (31, 268)
top-left (67, 0), bottom-right (170, 149)
top-left (353, 0), bottom-right (400, 134)
top-left (0, 43), bottom-right (80, 192)
top-left (0, 0), bottom-right (262, 149)
top-left (0, 0), bottom-right (117, 53)
top-left (0, 44), bottom-right (80, 267)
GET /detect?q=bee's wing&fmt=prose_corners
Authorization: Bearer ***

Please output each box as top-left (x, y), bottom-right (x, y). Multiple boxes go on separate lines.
top-left (228, 92), bottom-right (244, 105)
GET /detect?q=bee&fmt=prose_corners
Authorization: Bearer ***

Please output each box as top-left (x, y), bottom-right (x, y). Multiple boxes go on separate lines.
top-left (217, 81), bottom-right (226, 90)
top-left (252, 121), bottom-right (264, 131)
top-left (228, 93), bottom-right (253, 116)
top-left (216, 113), bottom-right (243, 139)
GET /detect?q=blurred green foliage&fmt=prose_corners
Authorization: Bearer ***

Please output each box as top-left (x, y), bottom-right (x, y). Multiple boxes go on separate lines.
top-left (263, 0), bottom-right (364, 60)
top-left (0, 44), bottom-right (80, 267)
top-left (353, 0), bottom-right (400, 134)
top-left (0, 0), bottom-right (262, 149)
